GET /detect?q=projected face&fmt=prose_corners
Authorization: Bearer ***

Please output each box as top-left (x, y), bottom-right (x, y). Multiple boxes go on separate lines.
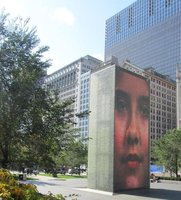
top-left (114, 70), bottom-right (149, 190)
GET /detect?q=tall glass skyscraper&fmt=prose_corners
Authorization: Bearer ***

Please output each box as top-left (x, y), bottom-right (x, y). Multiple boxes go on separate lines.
top-left (105, 0), bottom-right (181, 80)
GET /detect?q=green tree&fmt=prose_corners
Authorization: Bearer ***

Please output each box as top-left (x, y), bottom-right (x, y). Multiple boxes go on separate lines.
top-left (153, 129), bottom-right (181, 177)
top-left (0, 12), bottom-right (49, 168)
top-left (55, 140), bottom-right (88, 174)
top-left (68, 140), bottom-right (88, 169)
top-left (0, 11), bottom-right (77, 169)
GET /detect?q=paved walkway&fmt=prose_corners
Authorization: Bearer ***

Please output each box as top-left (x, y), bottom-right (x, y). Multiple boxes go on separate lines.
top-left (26, 175), bottom-right (181, 200)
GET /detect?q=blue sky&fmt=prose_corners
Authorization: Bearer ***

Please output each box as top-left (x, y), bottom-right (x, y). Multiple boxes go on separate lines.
top-left (0, 0), bottom-right (135, 74)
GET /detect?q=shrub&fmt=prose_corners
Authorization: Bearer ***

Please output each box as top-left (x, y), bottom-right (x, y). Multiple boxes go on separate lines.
top-left (0, 169), bottom-right (65, 200)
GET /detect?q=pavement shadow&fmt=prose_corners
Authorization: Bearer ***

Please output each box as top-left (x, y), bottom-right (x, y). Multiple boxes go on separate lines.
top-left (119, 188), bottom-right (181, 200)
top-left (26, 180), bottom-right (64, 187)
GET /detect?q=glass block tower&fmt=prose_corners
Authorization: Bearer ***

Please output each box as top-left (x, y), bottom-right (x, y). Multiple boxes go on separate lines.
top-left (105, 0), bottom-right (181, 80)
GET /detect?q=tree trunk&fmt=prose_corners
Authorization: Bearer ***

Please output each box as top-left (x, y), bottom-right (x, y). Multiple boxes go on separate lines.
top-left (1, 143), bottom-right (10, 169)
top-left (175, 153), bottom-right (178, 177)
top-left (2, 158), bottom-right (9, 169)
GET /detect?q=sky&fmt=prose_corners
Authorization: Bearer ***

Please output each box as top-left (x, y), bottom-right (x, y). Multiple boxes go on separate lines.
top-left (0, 0), bottom-right (135, 74)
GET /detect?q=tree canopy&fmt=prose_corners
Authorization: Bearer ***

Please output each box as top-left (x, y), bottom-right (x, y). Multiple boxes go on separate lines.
top-left (153, 129), bottom-right (181, 177)
top-left (0, 11), bottom-right (77, 170)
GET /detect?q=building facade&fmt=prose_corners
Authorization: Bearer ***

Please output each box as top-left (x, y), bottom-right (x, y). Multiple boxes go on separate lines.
top-left (105, 0), bottom-right (181, 80)
top-left (176, 64), bottom-right (181, 128)
top-left (79, 71), bottom-right (91, 139)
top-left (45, 55), bottom-right (102, 138)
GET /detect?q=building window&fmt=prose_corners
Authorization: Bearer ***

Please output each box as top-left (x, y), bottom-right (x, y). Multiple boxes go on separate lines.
top-left (128, 7), bottom-right (133, 27)
top-left (116, 14), bottom-right (121, 33)
top-left (165, 0), bottom-right (171, 7)
top-left (149, 0), bottom-right (154, 16)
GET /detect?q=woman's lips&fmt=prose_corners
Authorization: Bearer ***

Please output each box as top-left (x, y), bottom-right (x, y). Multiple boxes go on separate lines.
top-left (127, 161), bottom-right (140, 168)
top-left (120, 153), bottom-right (144, 168)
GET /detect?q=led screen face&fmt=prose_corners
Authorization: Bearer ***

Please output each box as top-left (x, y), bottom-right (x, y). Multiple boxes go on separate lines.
top-left (114, 68), bottom-right (150, 191)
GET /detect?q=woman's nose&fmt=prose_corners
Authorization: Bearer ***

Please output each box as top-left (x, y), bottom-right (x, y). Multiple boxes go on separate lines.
top-left (126, 136), bottom-right (139, 145)
top-left (126, 112), bottom-right (140, 145)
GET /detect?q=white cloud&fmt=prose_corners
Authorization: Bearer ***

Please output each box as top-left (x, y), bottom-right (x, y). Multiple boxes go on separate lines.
top-left (0, 0), bottom-right (25, 17)
top-left (52, 7), bottom-right (75, 26)
top-left (52, 7), bottom-right (75, 25)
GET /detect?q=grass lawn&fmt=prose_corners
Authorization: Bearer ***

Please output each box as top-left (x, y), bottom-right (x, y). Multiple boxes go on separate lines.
top-left (39, 173), bottom-right (87, 180)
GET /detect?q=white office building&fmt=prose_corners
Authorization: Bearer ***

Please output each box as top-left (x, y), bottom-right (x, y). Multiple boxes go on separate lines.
top-left (45, 55), bottom-right (102, 138)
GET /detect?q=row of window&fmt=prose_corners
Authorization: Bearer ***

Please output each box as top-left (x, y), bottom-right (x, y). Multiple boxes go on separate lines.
top-left (79, 120), bottom-right (88, 126)
top-left (46, 66), bottom-right (78, 82)
top-left (80, 104), bottom-right (88, 111)
top-left (151, 115), bottom-right (175, 122)
top-left (151, 79), bottom-right (175, 90)
top-left (151, 109), bottom-right (175, 115)
top-left (152, 115), bottom-right (176, 121)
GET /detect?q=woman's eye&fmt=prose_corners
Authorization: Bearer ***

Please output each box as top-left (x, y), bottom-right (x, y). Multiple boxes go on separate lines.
top-left (140, 104), bottom-right (149, 118)
top-left (117, 99), bottom-right (128, 113)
